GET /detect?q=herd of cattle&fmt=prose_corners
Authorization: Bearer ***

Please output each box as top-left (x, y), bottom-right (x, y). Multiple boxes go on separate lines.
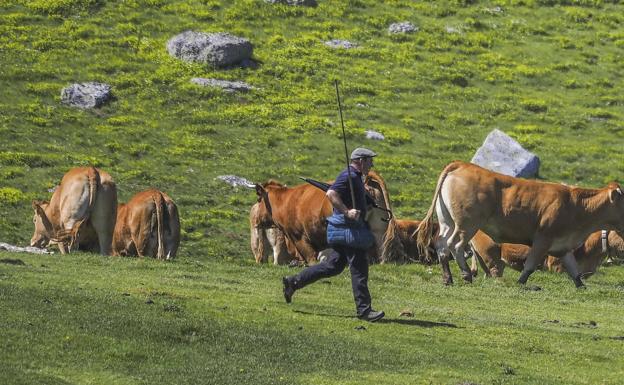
top-left (30, 167), bottom-right (180, 259)
top-left (31, 163), bottom-right (624, 287)
top-left (250, 162), bottom-right (624, 287)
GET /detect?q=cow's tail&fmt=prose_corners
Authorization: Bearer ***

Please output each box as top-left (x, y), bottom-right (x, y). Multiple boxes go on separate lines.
top-left (416, 162), bottom-right (458, 258)
top-left (153, 191), bottom-right (166, 260)
top-left (57, 167), bottom-right (100, 251)
top-left (380, 218), bottom-right (406, 263)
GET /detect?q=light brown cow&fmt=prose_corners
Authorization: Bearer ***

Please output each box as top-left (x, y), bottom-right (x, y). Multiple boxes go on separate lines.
top-left (250, 202), bottom-right (294, 265)
top-left (471, 230), bottom-right (624, 278)
top-left (31, 167), bottom-right (117, 255)
top-left (112, 189), bottom-right (180, 259)
top-left (253, 171), bottom-right (395, 264)
top-left (417, 161), bottom-right (624, 287)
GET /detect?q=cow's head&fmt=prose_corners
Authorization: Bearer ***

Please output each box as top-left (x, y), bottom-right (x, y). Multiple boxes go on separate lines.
top-left (31, 200), bottom-right (54, 248)
top-left (254, 181), bottom-right (283, 229)
top-left (608, 182), bottom-right (624, 203)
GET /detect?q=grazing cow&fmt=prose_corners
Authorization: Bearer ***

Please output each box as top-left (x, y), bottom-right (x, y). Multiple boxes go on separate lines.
top-left (253, 171), bottom-right (395, 264)
top-left (31, 167), bottom-right (117, 255)
top-left (469, 231), bottom-right (538, 278)
top-left (379, 219), bottom-right (438, 264)
top-left (112, 189), bottom-right (180, 259)
top-left (471, 230), bottom-right (624, 279)
top-left (417, 161), bottom-right (624, 287)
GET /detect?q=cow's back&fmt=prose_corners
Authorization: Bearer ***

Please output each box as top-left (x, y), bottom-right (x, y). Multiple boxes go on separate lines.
top-left (445, 162), bottom-right (572, 245)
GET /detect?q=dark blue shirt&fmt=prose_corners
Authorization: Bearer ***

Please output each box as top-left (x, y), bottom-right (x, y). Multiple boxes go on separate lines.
top-left (329, 166), bottom-right (367, 218)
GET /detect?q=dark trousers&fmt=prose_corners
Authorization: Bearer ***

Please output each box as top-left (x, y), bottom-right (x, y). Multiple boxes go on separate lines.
top-left (293, 245), bottom-right (371, 316)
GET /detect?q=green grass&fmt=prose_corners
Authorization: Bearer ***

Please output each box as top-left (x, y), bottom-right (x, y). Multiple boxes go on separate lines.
top-left (2, 0), bottom-right (624, 383)
top-left (2, 253), bottom-right (624, 385)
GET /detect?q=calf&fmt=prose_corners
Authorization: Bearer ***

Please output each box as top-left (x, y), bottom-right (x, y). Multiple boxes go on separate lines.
top-left (112, 189), bottom-right (180, 259)
top-left (471, 230), bottom-right (624, 279)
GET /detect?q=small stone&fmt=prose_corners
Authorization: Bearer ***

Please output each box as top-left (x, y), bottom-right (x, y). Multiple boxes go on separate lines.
top-left (389, 22), bottom-right (418, 34)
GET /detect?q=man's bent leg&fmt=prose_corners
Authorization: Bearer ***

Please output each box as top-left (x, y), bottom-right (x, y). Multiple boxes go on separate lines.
top-left (283, 249), bottom-right (347, 303)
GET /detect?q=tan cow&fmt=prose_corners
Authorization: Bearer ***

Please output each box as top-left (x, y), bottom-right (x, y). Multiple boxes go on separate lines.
top-left (471, 230), bottom-right (624, 278)
top-left (112, 189), bottom-right (180, 259)
top-left (417, 161), bottom-right (624, 287)
top-left (253, 171), bottom-right (396, 265)
top-left (250, 202), bottom-right (294, 265)
top-left (31, 167), bottom-right (117, 255)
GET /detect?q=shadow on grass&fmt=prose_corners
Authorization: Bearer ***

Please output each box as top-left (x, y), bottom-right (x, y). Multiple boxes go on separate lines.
top-left (292, 309), bottom-right (356, 319)
top-left (292, 309), bottom-right (459, 328)
top-left (377, 318), bottom-right (459, 328)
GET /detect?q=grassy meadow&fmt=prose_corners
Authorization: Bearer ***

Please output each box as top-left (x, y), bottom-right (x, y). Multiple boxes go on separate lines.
top-left (1, 0), bottom-right (624, 384)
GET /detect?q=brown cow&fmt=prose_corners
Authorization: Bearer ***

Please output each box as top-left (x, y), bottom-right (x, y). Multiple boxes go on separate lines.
top-left (253, 171), bottom-right (395, 264)
top-left (31, 167), bottom-right (117, 255)
top-left (417, 161), bottom-right (624, 287)
top-left (379, 219), bottom-right (437, 264)
top-left (471, 230), bottom-right (624, 278)
top-left (112, 189), bottom-right (180, 259)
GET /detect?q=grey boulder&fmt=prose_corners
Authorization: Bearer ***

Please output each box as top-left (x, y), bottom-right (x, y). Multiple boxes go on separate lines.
top-left (167, 31), bottom-right (253, 67)
top-left (388, 22), bottom-right (418, 34)
top-left (471, 129), bottom-right (540, 178)
top-left (61, 82), bottom-right (112, 109)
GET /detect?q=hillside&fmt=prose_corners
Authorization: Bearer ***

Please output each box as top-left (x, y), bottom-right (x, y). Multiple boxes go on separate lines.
top-left (2, 2), bottom-right (624, 384)
top-left (2, 0), bottom-right (624, 258)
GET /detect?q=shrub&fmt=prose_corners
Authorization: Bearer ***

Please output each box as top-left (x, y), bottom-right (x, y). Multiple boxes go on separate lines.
top-left (0, 187), bottom-right (28, 206)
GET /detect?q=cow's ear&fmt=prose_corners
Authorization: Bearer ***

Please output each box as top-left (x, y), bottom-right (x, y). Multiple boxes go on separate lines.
top-left (32, 200), bottom-right (43, 213)
top-left (32, 200), bottom-right (49, 217)
top-left (255, 184), bottom-right (265, 198)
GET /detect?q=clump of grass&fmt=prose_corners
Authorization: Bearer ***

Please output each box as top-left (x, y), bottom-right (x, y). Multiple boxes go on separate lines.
top-left (23, 0), bottom-right (102, 15)
top-left (520, 98), bottom-right (549, 113)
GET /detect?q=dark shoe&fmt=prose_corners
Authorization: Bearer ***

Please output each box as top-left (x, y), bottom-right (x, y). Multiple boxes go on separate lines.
top-left (358, 309), bottom-right (385, 322)
top-left (282, 276), bottom-right (296, 304)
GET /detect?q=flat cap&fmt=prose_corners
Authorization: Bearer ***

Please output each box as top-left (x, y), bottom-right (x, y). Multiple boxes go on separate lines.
top-left (350, 147), bottom-right (377, 160)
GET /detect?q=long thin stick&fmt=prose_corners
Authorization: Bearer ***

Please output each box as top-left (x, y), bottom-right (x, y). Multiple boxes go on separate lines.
top-left (334, 80), bottom-right (356, 211)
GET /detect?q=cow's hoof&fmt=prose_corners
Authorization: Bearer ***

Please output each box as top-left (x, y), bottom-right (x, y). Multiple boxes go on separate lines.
top-left (443, 279), bottom-right (453, 286)
top-left (523, 285), bottom-right (541, 291)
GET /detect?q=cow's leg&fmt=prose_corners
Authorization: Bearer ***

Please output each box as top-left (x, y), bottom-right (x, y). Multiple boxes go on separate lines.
top-left (449, 230), bottom-right (473, 283)
top-left (469, 243), bottom-right (493, 278)
top-left (91, 184), bottom-right (116, 256)
top-left (438, 247), bottom-right (453, 285)
top-left (293, 239), bottom-right (317, 265)
top-left (57, 241), bottom-right (69, 254)
top-left (560, 251), bottom-right (585, 288)
top-left (435, 198), bottom-right (455, 285)
top-left (518, 238), bottom-right (551, 285)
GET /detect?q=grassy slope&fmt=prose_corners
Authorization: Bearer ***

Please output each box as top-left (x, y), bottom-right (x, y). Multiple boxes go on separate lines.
top-left (1, 0), bottom-right (624, 384)
top-left (2, 254), bottom-right (624, 385)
